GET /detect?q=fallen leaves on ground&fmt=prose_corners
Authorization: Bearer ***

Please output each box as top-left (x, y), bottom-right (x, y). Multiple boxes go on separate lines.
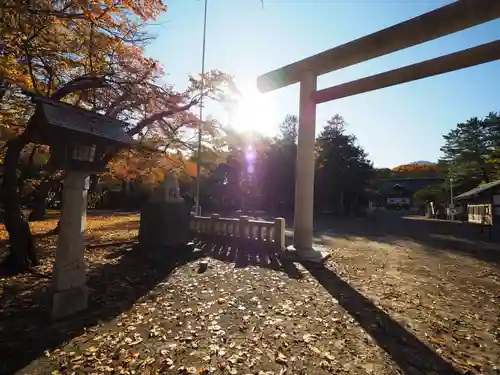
top-left (322, 217), bottom-right (500, 375)
top-left (0, 211), bottom-right (139, 275)
top-left (1, 212), bottom-right (396, 374)
top-left (1, 213), bottom-right (499, 374)
top-left (15, 256), bottom-right (398, 375)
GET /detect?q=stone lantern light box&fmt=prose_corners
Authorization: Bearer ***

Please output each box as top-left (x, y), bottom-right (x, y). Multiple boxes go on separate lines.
top-left (29, 96), bottom-right (134, 170)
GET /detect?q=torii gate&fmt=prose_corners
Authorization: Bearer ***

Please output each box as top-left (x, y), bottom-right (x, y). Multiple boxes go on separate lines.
top-left (257, 0), bottom-right (500, 261)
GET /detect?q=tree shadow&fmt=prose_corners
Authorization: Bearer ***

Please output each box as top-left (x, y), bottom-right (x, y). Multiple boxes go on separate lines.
top-left (0, 242), bottom-right (200, 375)
top-left (0, 226), bottom-right (59, 248)
top-left (85, 219), bottom-right (140, 248)
top-left (197, 239), bottom-right (303, 280)
top-left (86, 210), bottom-right (138, 217)
top-left (304, 263), bottom-right (462, 375)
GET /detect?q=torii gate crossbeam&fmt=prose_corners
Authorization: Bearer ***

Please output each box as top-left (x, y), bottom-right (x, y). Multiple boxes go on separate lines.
top-left (257, 0), bottom-right (500, 261)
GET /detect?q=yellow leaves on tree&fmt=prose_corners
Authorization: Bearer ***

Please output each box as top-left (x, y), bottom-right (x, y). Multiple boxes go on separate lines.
top-left (74, 0), bottom-right (167, 22)
top-left (0, 56), bottom-right (32, 89)
top-left (184, 160), bottom-right (198, 178)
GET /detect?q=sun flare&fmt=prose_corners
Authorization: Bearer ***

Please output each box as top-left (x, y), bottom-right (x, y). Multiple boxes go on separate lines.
top-left (229, 83), bottom-right (278, 135)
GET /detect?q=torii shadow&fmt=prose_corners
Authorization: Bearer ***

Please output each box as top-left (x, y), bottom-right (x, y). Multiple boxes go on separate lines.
top-left (303, 262), bottom-right (461, 375)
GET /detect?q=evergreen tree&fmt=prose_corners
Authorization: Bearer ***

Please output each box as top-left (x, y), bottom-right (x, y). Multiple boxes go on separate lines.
top-left (315, 115), bottom-right (373, 214)
top-left (440, 115), bottom-right (498, 192)
top-left (260, 115), bottom-right (297, 216)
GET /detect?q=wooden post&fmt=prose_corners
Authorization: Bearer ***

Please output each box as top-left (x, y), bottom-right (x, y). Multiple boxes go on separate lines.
top-left (189, 212), bottom-right (196, 235)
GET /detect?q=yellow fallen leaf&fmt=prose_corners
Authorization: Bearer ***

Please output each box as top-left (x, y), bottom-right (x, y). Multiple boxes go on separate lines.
top-left (428, 336), bottom-right (446, 346)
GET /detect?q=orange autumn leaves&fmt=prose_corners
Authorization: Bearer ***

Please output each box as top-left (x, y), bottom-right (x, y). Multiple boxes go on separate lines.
top-left (392, 163), bottom-right (441, 178)
top-left (0, 0), bottom-right (168, 93)
top-left (1, 0), bottom-right (228, 189)
top-left (106, 149), bottom-right (197, 186)
top-left (58, 0), bottom-right (167, 23)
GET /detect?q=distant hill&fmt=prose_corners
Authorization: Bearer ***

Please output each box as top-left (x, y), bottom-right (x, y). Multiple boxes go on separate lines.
top-left (408, 160), bottom-right (435, 165)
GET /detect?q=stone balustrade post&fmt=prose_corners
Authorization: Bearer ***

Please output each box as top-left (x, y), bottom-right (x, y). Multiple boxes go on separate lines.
top-left (210, 214), bottom-right (220, 237)
top-left (274, 217), bottom-right (286, 251)
top-left (239, 216), bottom-right (248, 247)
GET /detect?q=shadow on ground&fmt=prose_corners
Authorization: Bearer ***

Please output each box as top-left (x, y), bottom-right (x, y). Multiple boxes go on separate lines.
top-left (282, 216), bottom-right (477, 374)
top-left (0, 236), bottom-right (302, 374)
top-left (314, 214), bottom-right (500, 266)
top-left (2, 213), bottom-right (485, 374)
top-left (0, 242), bottom-right (199, 375)
top-left (198, 239), bottom-right (303, 280)
top-left (304, 263), bottom-right (462, 375)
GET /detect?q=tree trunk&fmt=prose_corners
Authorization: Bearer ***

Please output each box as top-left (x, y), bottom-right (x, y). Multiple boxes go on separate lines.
top-left (1, 132), bottom-right (38, 272)
top-left (28, 175), bottom-right (61, 221)
top-left (89, 174), bottom-right (99, 191)
top-left (49, 219), bottom-right (61, 235)
top-left (27, 149), bottom-right (63, 221)
top-left (28, 191), bottom-right (48, 221)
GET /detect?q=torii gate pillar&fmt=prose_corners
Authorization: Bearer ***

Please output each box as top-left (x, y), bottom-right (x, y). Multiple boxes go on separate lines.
top-left (289, 71), bottom-right (329, 261)
top-left (257, 0), bottom-right (500, 263)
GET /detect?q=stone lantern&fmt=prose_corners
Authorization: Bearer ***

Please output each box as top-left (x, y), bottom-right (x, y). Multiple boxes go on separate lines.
top-left (29, 97), bottom-right (133, 171)
top-left (28, 96), bottom-right (134, 319)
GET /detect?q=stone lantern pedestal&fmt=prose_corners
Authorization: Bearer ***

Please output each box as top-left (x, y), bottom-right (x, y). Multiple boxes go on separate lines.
top-left (139, 172), bottom-right (190, 255)
top-left (52, 171), bottom-right (90, 320)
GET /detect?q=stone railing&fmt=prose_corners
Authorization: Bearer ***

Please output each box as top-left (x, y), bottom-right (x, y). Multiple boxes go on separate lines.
top-left (189, 214), bottom-right (286, 250)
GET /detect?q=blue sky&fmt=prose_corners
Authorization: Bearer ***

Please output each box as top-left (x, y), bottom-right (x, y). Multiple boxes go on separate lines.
top-left (145, 0), bottom-right (500, 168)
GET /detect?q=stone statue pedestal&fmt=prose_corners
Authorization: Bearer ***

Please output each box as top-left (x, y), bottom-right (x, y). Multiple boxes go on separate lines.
top-left (139, 201), bottom-right (189, 249)
top-left (138, 171), bottom-right (190, 256)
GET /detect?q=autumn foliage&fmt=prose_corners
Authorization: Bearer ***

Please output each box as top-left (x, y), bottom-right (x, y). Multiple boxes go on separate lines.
top-left (0, 0), bottom-right (241, 269)
top-left (106, 149), bottom-right (198, 186)
top-left (392, 163), bottom-right (441, 178)
top-left (0, 0), bottom-right (235, 144)
top-left (0, 0), bottom-right (237, 188)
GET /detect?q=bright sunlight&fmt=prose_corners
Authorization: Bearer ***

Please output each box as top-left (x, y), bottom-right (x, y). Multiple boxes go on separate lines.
top-left (229, 83), bottom-right (278, 135)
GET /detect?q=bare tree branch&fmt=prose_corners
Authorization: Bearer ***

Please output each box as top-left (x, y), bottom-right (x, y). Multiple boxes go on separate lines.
top-left (0, 5), bottom-right (86, 19)
top-left (128, 100), bottom-right (198, 137)
top-left (21, 37), bottom-right (41, 96)
top-left (50, 75), bottom-right (110, 101)
top-left (105, 62), bottom-right (157, 117)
